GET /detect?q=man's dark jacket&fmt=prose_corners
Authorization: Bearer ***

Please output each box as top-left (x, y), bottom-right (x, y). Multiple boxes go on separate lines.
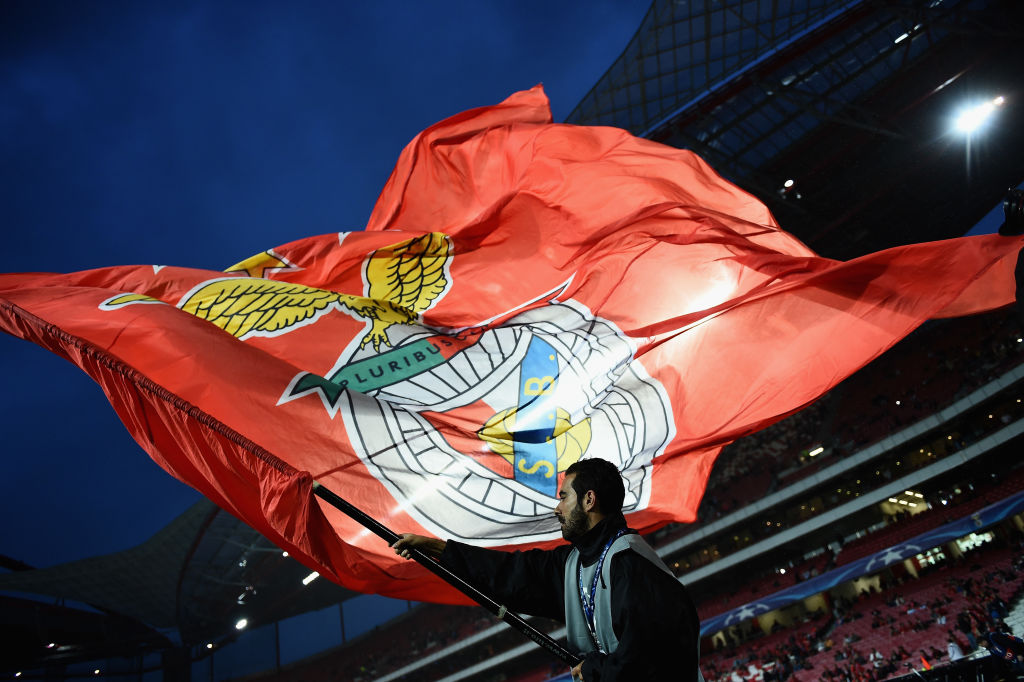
top-left (441, 513), bottom-right (702, 681)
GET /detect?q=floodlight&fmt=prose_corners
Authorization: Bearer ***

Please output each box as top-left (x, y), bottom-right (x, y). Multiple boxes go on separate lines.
top-left (954, 95), bottom-right (1005, 134)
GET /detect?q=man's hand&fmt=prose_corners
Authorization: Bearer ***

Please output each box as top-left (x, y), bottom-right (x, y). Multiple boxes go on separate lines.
top-left (391, 533), bottom-right (446, 559)
top-left (570, 661), bottom-right (583, 681)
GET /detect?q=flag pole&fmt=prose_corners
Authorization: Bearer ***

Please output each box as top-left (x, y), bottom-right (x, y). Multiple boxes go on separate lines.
top-left (311, 480), bottom-right (581, 667)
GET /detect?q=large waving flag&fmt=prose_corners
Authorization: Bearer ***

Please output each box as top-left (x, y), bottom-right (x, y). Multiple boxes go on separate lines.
top-left (0, 86), bottom-right (1020, 603)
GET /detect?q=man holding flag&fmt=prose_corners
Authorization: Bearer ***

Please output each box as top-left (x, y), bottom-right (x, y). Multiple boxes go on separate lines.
top-left (393, 457), bottom-right (704, 681)
top-left (3, 85), bottom-right (1024, 677)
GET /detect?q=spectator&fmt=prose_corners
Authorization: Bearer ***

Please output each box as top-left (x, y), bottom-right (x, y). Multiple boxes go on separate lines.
top-left (948, 635), bottom-right (964, 661)
top-left (986, 631), bottom-right (1024, 675)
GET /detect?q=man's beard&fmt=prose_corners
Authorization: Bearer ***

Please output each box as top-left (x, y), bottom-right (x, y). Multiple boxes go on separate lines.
top-left (559, 503), bottom-right (589, 542)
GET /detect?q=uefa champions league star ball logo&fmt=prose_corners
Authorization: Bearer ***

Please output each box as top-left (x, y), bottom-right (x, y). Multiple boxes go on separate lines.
top-left (289, 300), bottom-right (674, 545)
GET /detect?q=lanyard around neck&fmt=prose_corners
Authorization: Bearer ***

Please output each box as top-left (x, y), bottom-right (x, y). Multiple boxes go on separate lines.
top-left (577, 528), bottom-right (627, 650)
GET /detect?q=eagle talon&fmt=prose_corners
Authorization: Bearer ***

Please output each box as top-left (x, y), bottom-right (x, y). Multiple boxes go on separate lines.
top-left (360, 330), bottom-right (389, 352)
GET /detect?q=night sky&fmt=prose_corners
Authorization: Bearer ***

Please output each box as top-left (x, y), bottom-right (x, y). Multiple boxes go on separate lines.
top-left (0, 1), bottom-right (651, 569)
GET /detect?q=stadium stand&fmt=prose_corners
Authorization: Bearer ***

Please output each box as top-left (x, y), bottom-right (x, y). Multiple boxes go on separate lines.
top-left (226, 303), bottom-right (1024, 682)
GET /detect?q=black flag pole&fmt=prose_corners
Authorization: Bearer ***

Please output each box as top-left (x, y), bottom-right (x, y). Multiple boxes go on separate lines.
top-left (311, 480), bottom-right (581, 668)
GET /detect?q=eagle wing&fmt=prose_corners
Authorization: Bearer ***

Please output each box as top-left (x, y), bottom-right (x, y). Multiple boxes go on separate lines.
top-left (180, 278), bottom-right (343, 339)
top-left (365, 233), bottom-right (450, 316)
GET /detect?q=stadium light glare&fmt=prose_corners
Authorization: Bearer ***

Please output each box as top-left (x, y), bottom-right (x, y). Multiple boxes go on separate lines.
top-left (303, 571), bottom-right (320, 586)
top-left (895, 23), bottom-right (922, 44)
top-left (808, 445), bottom-right (824, 457)
top-left (954, 96), bottom-right (1005, 134)
top-left (235, 618), bottom-right (248, 630)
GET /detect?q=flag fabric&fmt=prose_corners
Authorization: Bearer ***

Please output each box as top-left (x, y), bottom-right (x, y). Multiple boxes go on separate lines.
top-left (1, 85), bottom-right (1021, 603)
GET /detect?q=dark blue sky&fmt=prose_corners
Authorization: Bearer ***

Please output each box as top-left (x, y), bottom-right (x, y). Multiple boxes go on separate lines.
top-left (0, 0), bottom-right (650, 568)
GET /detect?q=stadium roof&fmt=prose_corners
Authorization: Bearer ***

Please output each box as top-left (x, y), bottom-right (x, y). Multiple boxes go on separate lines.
top-left (567, 0), bottom-right (1024, 258)
top-left (0, 500), bottom-right (355, 670)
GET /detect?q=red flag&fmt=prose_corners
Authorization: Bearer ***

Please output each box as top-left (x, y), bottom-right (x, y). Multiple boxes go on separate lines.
top-left (0, 86), bottom-right (1020, 602)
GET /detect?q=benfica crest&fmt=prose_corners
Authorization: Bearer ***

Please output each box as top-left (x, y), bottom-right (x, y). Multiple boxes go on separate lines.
top-left (103, 233), bottom-right (674, 544)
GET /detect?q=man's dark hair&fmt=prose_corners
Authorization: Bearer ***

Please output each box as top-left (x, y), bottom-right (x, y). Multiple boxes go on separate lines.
top-left (565, 458), bottom-right (625, 514)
